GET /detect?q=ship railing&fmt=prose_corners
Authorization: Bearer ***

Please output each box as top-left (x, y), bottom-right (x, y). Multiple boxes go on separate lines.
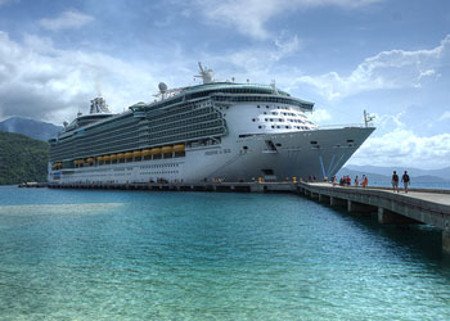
top-left (316, 123), bottom-right (370, 129)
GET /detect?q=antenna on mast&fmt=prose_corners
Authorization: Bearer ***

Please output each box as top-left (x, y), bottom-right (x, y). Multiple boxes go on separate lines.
top-left (270, 80), bottom-right (279, 94)
top-left (364, 110), bottom-right (375, 127)
top-left (194, 62), bottom-right (214, 84)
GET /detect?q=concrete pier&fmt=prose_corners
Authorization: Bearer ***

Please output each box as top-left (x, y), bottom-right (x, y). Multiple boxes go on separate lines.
top-left (298, 182), bottom-right (450, 253)
top-left (47, 181), bottom-right (297, 193)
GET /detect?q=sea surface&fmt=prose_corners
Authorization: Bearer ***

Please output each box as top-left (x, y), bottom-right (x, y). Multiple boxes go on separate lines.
top-left (0, 186), bottom-right (449, 320)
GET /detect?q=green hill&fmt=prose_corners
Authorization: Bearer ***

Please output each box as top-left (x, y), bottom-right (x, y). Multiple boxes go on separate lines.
top-left (0, 132), bottom-right (49, 185)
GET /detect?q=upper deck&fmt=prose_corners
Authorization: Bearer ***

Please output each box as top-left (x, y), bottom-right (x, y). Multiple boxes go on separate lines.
top-left (130, 82), bottom-right (314, 114)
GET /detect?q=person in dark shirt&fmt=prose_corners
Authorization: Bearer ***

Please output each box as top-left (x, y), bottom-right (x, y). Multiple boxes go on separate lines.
top-left (401, 170), bottom-right (410, 193)
top-left (391, 170), bottom-right (399, 193)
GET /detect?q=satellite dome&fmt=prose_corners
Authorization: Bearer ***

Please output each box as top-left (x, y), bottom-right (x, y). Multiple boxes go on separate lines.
top-left (158, 82), bottom-right (168, 93)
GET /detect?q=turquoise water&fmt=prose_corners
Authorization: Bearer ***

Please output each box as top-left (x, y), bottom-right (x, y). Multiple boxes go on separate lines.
top-left (0, 186), bottom-right (449, 320)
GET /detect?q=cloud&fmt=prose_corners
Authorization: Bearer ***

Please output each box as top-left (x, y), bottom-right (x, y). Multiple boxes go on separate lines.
top-left (296, 35), bottom-right (450, 100)
top-left (351, 129), bottom-right (450, 169)
top-left (348, 111), bottom-right (450, 169)
top-left (194, 0), bottom-right (382, 40)
top-left (438, 111), bottom-right (450, 121)
top-left (0, 31), bottom-right (161, 123)
top-left (39, 9), bottom-right (94, 31)
top-left (216, 34), bottom-right (300, 73)
top-left (309, 108), bottom-right (331, 123)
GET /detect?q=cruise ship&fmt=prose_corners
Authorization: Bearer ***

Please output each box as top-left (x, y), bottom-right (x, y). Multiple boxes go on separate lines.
top-left (48, 63), bottom-right (375, 186)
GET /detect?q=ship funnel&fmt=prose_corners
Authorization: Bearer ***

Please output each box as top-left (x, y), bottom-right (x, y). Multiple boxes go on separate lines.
top-left (90, 97), bottom-right (111, 114)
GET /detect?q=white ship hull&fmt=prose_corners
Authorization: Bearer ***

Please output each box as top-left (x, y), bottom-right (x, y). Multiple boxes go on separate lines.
top-left (48, 126), bottom-right (373, 185)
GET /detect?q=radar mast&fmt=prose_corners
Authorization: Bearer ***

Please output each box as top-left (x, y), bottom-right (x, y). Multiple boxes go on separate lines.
top-left (195, 62), bottom-right (214, 84)
top-left (364, 110), bottom-right (375, 127)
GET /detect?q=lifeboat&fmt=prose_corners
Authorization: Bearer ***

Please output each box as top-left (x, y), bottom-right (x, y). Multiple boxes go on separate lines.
top-left (173, 144), bottom-right (185, 152)
top-left (161, 146), bottom-right (173, 154)
top-left (87, 158), bottom-right (94, 163)
top-left (117, 153), bottom-right (125, 160)
top-left (141, 149), bottom-right (151, 156)
top-left (110, 154), bottom-right (117, 161)
top-left (124, 152), bottom-right (133, 159)
top-left (97, 156), bottom-right (103, 162)
top-left (150, 147), bottom-right (162, 155)
top-left (103, 155), bottom-right (111, 161)
top-left (133, 150), bottom-right (142, 158)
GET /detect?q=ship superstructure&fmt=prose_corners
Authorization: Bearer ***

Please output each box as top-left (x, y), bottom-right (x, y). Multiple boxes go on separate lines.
top-left (48, 64), bottom-right (374, 185)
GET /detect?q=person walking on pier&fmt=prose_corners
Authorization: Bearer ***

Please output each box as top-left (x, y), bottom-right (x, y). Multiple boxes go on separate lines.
top-left (391, 171), bottom-right (399, 193)
top-left (401, 170), bottom-right (410, 193)
top-left (361, 175), bottom-right (368, 188)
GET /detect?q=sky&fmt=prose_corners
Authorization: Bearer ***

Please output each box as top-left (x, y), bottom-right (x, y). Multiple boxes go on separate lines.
top-left (0, 0), bottom-right (449, 169)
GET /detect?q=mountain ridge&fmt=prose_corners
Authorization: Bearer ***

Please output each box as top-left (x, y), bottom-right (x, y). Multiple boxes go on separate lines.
top-left (0, 116), bottom-right (62, 141)
top-left (344, 164), bottom-right (450, 180)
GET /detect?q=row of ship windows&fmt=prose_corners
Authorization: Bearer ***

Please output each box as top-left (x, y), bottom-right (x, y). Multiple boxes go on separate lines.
top-left (145, 108), bottom-right (216, 128)
top-left (259, 111), bottom-right (302, 117)
top-left (256, 105), bottom-right (291, 110)
top-left (258, 125), bottom-right (310, 130)
top-left (252, 118), bottom-right (310, 124)
top-left (52, 126), bottom-right (223, 158)
top-left (140, 163), bottom-right (180, 169)
top-left (141, 170), bottom-right (179, 175)
top-left (66, 104), bottom-right (214, 143)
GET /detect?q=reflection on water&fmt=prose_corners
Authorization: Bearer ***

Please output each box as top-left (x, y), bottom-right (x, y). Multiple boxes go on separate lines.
top-left (0, 203), bottom-right (124, 216)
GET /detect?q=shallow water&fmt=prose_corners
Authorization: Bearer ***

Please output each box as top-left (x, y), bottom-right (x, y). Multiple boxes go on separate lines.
top-left (0, 186), bottom-right (449, 320)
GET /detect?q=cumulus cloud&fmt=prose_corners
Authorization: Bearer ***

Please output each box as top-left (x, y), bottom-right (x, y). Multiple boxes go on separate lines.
top-left (296, 35), bottom-right (450, 100)
top-left (351, 129), bottom-right (450, 169)
top-left (0, 31), bottom-right (160, 123)
top-left (194, 0), bottom-right (381, 40)
top-left (215, 34), bottom-right (300, 73)
top-left (309, 108), bottom-right (331, 123)
top-left (39, 9), bottom-right (94, 31)
top-left (348, 110), bottom-right (450, 169)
